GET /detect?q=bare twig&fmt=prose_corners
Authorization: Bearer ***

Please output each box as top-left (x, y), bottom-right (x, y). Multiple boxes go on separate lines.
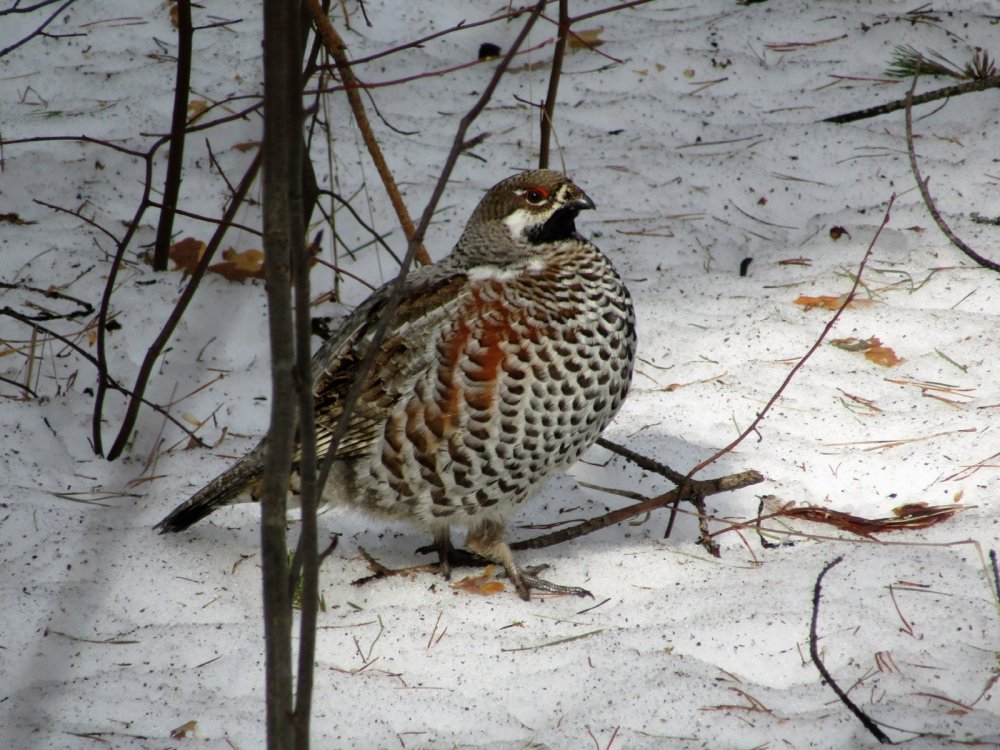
top-left (152, 0), bottom-right (194, 271)
top-left (305, 0), bottom-right (431, 266)
top-left (510, 469), bottom-right (763, 551)
top-left (0, 308), bottom-right (207, 447)
top-left (596, 436), bottom-right (688, 485)
top-left (823, 75), bottom-right (1000, 124)
top-left (102, 152), bottom-right (262, 460)
top-left (903, 70), bottom-right (1000, 272)
top-left (809, 556), bottom-right (892, 744)
top-left (346, 3), bottom-right (549, 66)
top-left (684, 194), bottom-right (897, 480)
top-left (0, 0), bottom-right (78, 58)
top-left (538, 0), bottom-right (568, 169)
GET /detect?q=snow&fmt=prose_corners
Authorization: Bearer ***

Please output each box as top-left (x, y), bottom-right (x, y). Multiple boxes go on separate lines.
top-left (2, 1), bottom-right (999, 748)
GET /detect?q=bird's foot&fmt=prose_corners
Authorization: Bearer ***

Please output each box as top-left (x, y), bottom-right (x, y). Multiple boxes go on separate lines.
top-left (509, 564), bottom-right (593, 600)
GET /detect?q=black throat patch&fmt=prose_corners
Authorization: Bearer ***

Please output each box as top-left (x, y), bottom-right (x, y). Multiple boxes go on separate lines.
top-left (525, 206), bottom-right (580, 245)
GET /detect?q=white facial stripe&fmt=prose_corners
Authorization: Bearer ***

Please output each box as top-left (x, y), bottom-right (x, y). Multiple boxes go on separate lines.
top-left (502, 207), bottom-right (537, 242)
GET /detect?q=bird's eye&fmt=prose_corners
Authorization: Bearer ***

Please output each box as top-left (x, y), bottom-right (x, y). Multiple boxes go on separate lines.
top-left (524, 187), bottom-right (548, 205)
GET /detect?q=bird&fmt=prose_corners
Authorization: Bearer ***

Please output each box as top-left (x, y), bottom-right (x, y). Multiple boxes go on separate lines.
top-left (156, 169), bottom-right (637, 600)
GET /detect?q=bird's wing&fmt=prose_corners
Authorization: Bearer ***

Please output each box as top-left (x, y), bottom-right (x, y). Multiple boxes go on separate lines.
top-left (156, 265), bottom-right (469, 533)
top-left (310, 266), bottom-right (470, 461)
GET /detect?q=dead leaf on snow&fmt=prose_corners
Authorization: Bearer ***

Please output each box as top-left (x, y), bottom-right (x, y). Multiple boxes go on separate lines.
top-left (830, 336), bottom-right (902, 367)
top-left (168, 237), bottom-right (206, 277)
top-left (210, 248), bottom-right (265, 282)
top-left (451, 565), bottom-right (506, 596)
top-left (794, 294), bottom-right (874, 310)
top-left (187, 99), bottom-right (210, 123)
top-left (170, 720), bottom-right (198, 739)
top-left (569, 27), bottom-right (604, 49)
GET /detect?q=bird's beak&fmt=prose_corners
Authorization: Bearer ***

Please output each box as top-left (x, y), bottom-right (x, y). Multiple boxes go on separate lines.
top-left (571, 191), bottom-right (596, 212)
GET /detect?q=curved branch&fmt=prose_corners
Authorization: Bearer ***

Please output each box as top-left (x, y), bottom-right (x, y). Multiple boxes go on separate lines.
top-left (904, 72), bottom-right (1000, 273)
top-left (810, 556), bottom-right (892, 744)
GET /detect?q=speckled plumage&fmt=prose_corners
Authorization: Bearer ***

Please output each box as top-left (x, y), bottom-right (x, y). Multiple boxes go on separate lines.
top-left (157, 170), bottom-right (636, 599)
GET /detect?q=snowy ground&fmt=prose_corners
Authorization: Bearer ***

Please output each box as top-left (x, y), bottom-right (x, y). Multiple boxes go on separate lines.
top-left (2, 1), bottom-right (999, 748)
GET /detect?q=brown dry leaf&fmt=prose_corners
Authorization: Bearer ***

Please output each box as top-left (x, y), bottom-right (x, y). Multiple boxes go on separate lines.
top-left (569, 27), bottom-right (604, 49)
top-left (830, 336), bottom-right (902, 367)
top-left (773, 502), bottom-right (966, 539)
top-left (830, 336), bottom-right (869, 352)
top-left (864, 341), bottom-right (903, 368)
top-left (169, 237), bottom-right (206, 277)
top-left (233, 140), bottom-right (262, 153)
top-left (170, 720), bottom-right (198, 739)
top-left (795, 294), bottom-right (843, 310)
top-left (187, 99), bottom-right (210, 123)
top-left (451, 565), bottom-right (506, 596)
top-left (209, 248), bottom-right (265, 282)
top-left (794, 294), bottom-right (876, 310)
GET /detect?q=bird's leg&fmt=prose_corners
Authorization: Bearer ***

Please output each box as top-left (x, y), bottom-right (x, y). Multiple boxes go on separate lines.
top-left (433, 527), bottom-right (453, 580)
top-left (465, 518), bottom-right (592, 601)
top-left (356, 530), bottom-right (496, 588)
top-left (416, 531), bottom-right (494, 571)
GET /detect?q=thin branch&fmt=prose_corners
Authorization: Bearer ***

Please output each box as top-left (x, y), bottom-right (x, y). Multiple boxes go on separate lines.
top-left (92, 142), bottom-right (160, 457)
top-left (596, 436), bottom-right (687, 485)
top-left (346, 3), bottom-right (552, 66)
top-left (567, 0), bottom-right (656, 25)
top-left (809, 556), bottom-right (892, 744)
top-left (147, 200), bottom-right (261, 236)
top-left (823, 75), bottom-right (1000, 124)
top-left (538, 0), bottom-right (568, 169)
top-left (0, 0), bottom-right (77, 58)
top-left (904, 70), bottom-right (1000, 272)
top-left (510, 469), bottom-right (764, 551)
top-left (318, 188), bottom-right (402, 265)
top-left (0, 373), bottom-right (39, 400)
top-left (305, 0), bottom-right (431, 266)
top-left (0, 134), bottom-right (149, 159)
top-left (312, 39), bottom-right (555, 95)
top-left (684, 194), bottom-right (897, 480)
top-left (0, 308), bottom-right (207, 448)
top-left (152, 0), bottom-right (194, 271)
top-left (103, 152), bottom-right (262, 460)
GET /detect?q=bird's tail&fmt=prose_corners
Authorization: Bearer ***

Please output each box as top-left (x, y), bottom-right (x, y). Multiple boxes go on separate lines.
top-left (155, 449), bottom-right (264, 533)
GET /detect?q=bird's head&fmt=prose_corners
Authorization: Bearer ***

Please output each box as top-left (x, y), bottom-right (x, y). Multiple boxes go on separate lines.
top-left (456, 170), bottom-right (596, 263)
